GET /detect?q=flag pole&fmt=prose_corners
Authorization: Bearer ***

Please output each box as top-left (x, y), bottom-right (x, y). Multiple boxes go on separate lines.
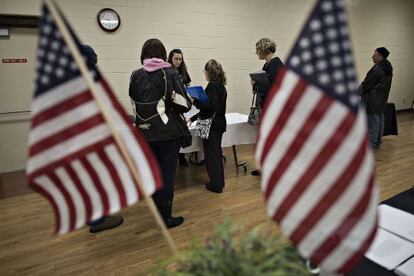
top-left (44, 0), bottom-right (178, 255)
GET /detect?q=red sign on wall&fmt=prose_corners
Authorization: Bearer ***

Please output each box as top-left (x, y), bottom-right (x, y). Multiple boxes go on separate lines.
top-left (2, 58), bottom-right (28, 63)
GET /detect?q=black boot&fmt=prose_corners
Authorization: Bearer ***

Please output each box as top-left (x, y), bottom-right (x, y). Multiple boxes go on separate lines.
top-left (153, 197), bottom-right (184, 229)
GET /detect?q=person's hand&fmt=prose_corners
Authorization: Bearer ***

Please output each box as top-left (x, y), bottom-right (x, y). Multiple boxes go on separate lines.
top-left (186, 118), bottom-right (192, 126)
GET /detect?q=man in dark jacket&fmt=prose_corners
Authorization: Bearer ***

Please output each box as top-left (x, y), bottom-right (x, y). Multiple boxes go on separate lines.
top-left (360, 47), bottom-right (393, 149)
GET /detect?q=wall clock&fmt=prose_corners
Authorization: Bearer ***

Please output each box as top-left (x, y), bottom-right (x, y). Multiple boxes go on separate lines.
top-left (97, 8), bottom-right (120, 32)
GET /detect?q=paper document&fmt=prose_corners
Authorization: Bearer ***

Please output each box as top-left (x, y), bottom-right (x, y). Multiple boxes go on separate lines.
top-left (365, 228), bottom-right (414, 270)
top-left (379, 204), bottom-right (414, 242)
top-left (395, 256), bottom-right (414, 276)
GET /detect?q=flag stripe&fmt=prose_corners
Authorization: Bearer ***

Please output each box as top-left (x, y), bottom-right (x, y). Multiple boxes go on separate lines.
top-left (274, 111), bottom-right (354, 222)
top-left (293, 137), bottom-right (368, 246)
top-left (30, 114), bottom-right (104, 156)
top-left (97, 148), bottom-right (127, 208)
top-left (71, 159), bottom-right (103, 222)
top-left (86, 152), bottom-right (121, 213)
top-left (29, 100), bottom-right (99, 146)
top-left (281, 107), bottom-right (366, 237)
top-left (80, 156), bottom-right (110, 215)
top-left (260, 79), bottom-right (307, 167)
top-left (104, 145), bottom-right (140, 205)
top-left (32, 90), bottom-right (92, 127)
top-left (31, 76), bottom-right (87, 115)
top-left (65, 164), bottom-right (93, 223)
top-left (27, 124), bottom-right (111, 174)
top-left (263, 85), bottom-right (326, 200)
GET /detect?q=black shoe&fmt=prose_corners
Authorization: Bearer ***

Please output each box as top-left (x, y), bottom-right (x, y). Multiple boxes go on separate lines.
top-left (205, 182), bottom-right (223, 193)
top-left (89, 215), bottom-right (123, 233)
top-left (178, 154), bottom-right (189, 167)
top-left (166, 216), bottom-right (184, 229)
top-left (251, 169), bottom-right (261, 176)
top-left (197, 160), bottom-right (205, 166)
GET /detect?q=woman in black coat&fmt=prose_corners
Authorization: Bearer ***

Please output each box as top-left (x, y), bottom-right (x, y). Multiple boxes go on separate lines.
top-left (190, 59), bottom-right (227, 193)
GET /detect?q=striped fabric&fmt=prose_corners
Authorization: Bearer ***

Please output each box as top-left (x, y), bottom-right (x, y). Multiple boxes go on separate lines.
top-left (27, 4), bottom-right (162, 234)
top-left (256, 0), bottom-right (378, 273)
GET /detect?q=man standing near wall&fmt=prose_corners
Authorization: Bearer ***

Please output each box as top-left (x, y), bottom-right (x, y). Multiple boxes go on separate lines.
top-left (360, 47), bottom-right (393, 149)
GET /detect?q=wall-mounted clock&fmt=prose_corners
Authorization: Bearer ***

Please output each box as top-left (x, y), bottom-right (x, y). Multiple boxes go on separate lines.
top-left (97, 8), bottom-right (120, 32)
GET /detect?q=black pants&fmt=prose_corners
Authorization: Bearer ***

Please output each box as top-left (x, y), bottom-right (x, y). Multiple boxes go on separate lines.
top-left (202, 131), bottom-right (225, 190)
top-left (149, 138), bottom-right (181, 201)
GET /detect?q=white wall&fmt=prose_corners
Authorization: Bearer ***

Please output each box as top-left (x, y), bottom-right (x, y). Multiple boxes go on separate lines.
top-left (1, 0), bottom-right (413, 172)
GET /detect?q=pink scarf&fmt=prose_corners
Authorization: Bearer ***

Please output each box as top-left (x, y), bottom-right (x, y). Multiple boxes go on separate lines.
top-left (143, 58), bottom-right (171, 72)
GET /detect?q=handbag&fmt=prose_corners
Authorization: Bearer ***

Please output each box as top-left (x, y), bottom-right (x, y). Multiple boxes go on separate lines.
top-left (247, 91), bottom-right (261, 126)
top-left (194, 117), bottom-right (213, 139)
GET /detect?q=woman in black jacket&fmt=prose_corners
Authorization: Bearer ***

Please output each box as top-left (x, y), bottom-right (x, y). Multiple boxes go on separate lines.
top-left (129, 39), bottom-right (192, 228)
top-left (251, 38), bottom-right (284, 176)
top-left (190, 59), bottom-right (227, 193)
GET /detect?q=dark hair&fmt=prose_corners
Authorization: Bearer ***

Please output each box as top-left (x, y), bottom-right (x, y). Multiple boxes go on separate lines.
top-left (204, 59), bottom-right (226, 85)
top-left (80, 44), bottom-right (97, 65)
top-left (375, 47), bottom-right (390, 59)
top-left (140, 38), bottom-right (167, 64)
top-left (168, 49), bottom-right (188, 75)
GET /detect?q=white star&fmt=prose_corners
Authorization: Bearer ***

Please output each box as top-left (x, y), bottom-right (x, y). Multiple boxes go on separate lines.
top-left (324, 15), bottom-right (335, 25)
top-left (37, 49), bottom-right (45, 58)
top-left (331, 56), bottom-right (342, 67)
top-left (317, 60), bottom-right (328, 70)
top-left (54, 31), bottom-right (61, 39)
top-left (333, 70), bottom-right (344, 81)
top-left (315, 47), bottom-right (325, 57)
top-left (63, 47), bottom-right (69, 54)
top-left (342, 40), bottom-right (351, 50)
top-left (347, 81), bottom-right (358, 91)
top-left (322, 1), bottom-right (333, 11)
top-left (59, 57), bottom-right (68, 66)
top-left (304, 64), bottom-right (314, 74)
top-left (310, 19), bottom-right (321, 31)
top-left (329, 42), bottom-right (340, 53)
top-left (327, 29), bottom-right (338, 40)
top-left (47, 52), bottom-right (56, 62)
top-left (290, 56), bottom-right (300, 67)
top-left (336, 0), bottom-right (345, 8)
top-left (344, 54), bottom-right (353, 64)
top-left (51, 41), bottom-right (60, 50)
top-left (350, 94), bottom-right (360, 106)
top-left (312, 33), bottom-right (323, 44)
top-left (338, 12), bottom-right (347, 23)
top-left (300, 38), bottom-right (310, 48)
top-left (335, 84), bottom-right (346, 94)
top-left (346, 68), bottom-right (355, 77)
top-left (319, 74), bottom-right (330, 84)
top-left (42, 25), bottom-right (51, 35)
top-left (39, 37), bottom-right (48, 46)
top-left (340, 26), bottom-right (349, 36)
top-left (301, 51), bottom-right (312, 62)
top-left (70, 62), bottom-right (78, 71)
top-left (40, 75), bottom-right (49, 84)
top-left (56, 68), bottom-right (64, 78)
top-left (44, 63), bottom-right (52, 73)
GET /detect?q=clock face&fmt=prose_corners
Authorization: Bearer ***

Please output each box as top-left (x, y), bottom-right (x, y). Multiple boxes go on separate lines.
top-left (97, 8), bottom-right (120, 32)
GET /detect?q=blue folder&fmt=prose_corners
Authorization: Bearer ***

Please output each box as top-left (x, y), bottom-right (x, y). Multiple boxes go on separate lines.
top-left (186, 86), bottom-right (208, 103)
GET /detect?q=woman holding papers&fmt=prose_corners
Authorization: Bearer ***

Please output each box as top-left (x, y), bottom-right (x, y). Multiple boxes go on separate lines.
top-left (251, 38), bottom-right (284, 176)
top-left (190, 59), bottom-right (227, 193)
top-left (168, 49), bottom-right (192, 166)
top-left (129, 39), bottom-right (192, 228)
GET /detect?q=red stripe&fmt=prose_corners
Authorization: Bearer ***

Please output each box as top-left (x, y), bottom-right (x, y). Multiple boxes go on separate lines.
top-left (80, 156), bottom-right (110, 215)
top-left (28, 137), bottom-right (114, 181)
top-left (274, 111), bottom-right (355, 222)
top-left (97, 147), bottom-right (128, 208)
top-left (260, 79), bottom-right (307, 168)
top-left (309, 173), bottom-right (375, 266)
top-left (31, 90), bottom-right (92, 128)
top-left (289, 135), bottom-right (367, 244)
top-left (29, 182), bottom-right (61, 234)
top-left (65, 164), bottom-right (92, 224)
top-left (263, 88), bottom-right (328, 200)
top-left (338, 218), bottom-right (378, 273)
top-left (48, 171), bottom-right (76, 232)
top-left (29, 114), bottom-right (104, 156)
top-left (100, 79), bottom-right (163, 191)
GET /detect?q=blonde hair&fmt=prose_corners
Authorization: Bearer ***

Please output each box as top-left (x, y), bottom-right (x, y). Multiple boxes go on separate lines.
top-left (204, 59), bottom-right (227, 85)
top-left (256, 38), bottom-right (277, 55)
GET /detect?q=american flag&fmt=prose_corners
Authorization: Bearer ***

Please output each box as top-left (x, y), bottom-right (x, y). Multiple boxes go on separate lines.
top-left (256, 0), bottom-right (378, 273)
top-left (27, 4), bottom-right (162, 234)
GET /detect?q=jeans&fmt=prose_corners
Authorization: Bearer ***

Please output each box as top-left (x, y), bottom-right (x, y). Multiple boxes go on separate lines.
top-left (367, 113), bottom-right (384, 149)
